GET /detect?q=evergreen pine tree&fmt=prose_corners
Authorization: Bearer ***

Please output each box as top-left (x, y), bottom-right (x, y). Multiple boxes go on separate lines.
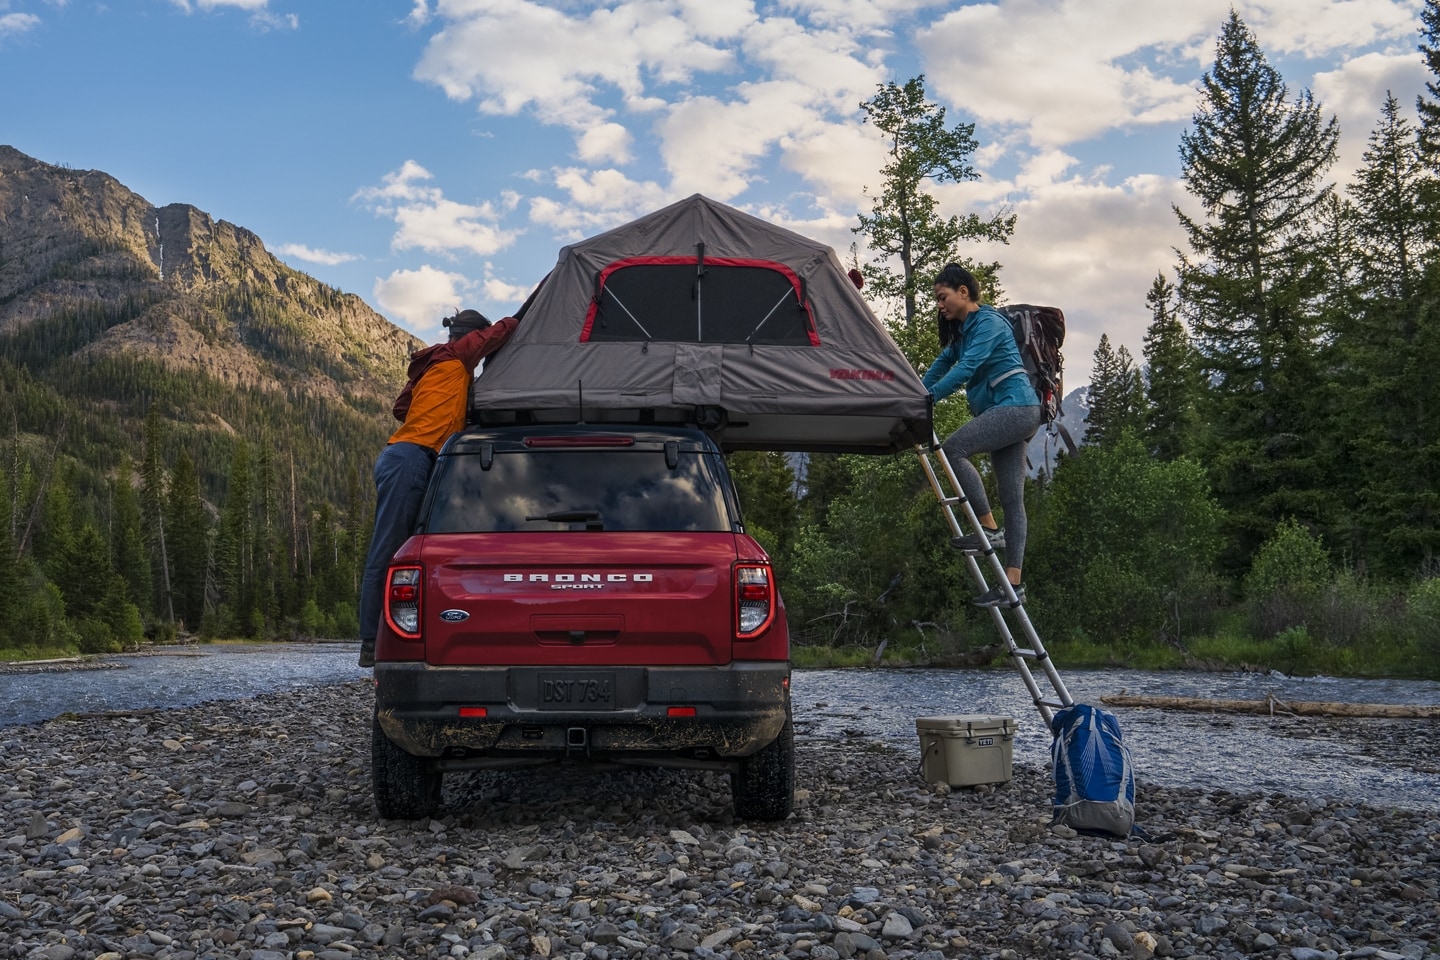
top-left (727, 452), bottom-right (800, 557)
top-left (1141, 273), bottom-right (1203, 461)
top-left (1085, 334), bottom-right (1124, 446)
top-left (70, 523), bottom-right (114, 620)
top-left (1345, 92), bottom-right (1440, 573)
top-left (254, 446), bottom-right (281, 634)
top-left (215, 441), bottom-right (253, 635)
top-left (1175, 11), bottom-right (1340, 567)
top-left (1417, 0), bottom-right (1440, 161)
top-left (166, 451), bottom-right (210, 631)
top-left (140, 405), bottom-right (173, 623)
top-left (110, 456), bottom-right (151, 616)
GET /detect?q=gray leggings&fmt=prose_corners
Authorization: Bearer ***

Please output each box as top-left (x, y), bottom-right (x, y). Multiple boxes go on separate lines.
top-left (940, 404), bottom-right (1042, 570)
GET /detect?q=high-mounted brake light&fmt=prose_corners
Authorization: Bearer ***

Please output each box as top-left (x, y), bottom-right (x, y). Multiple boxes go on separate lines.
top-left (734, 563), bottom-right (776, 639)
top-left (384, 565), bottom-right (423, 640)
top-left (523, 436), bottom-right (635, 447)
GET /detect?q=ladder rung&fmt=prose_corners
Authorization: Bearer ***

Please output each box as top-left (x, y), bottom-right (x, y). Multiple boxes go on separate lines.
top-left (1036, 699), bottom-right (1068, 710)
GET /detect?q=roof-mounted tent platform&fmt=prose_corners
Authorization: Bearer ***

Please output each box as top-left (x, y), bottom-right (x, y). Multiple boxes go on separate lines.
top-left (471, 194), bottom-right (932, 455)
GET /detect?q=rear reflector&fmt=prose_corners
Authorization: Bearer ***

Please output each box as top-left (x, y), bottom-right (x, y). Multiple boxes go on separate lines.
top-left (667, 706), bottom-right (697, 717)
top-left (459, 707), bottom-right (488, 718)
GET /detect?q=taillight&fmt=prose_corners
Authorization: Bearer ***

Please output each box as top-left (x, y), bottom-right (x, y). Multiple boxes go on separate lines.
top-left (385, 565), bottom-right (423, 640)
top-left (734, 563), bottom-right (775, 639)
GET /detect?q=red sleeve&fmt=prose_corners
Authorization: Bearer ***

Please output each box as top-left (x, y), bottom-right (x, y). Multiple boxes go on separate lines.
top-left (454, 317), bottom-right (519, 370)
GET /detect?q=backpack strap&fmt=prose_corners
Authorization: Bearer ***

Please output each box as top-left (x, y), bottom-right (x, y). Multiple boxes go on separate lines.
top-left (988, 367), bottom-right (1028, 389)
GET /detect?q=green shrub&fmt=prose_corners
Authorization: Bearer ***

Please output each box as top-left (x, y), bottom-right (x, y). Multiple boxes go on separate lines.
top-left (1245, 518), bottom-right (1331, 598)
top-left (329, 601), bottom-right (359, 639)
top-left (1026, 432), bottom-right (1224, 645)
top-left (299, 599), bottom-right (325, 636)
top-left (1312, 571), bottom-right (1379, 647)
top-left (75, 617), bottom-right (120, 654)
top-left (1406, 577), bottom-right (1440, 663)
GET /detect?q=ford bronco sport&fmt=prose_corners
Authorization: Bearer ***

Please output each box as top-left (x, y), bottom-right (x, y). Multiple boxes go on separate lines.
top-left (370, 423), bottom-right (794, 821)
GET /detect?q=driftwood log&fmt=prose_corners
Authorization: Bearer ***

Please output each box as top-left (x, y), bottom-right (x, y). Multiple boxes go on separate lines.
top-left (1100, 693), bottom-right (1440, 719)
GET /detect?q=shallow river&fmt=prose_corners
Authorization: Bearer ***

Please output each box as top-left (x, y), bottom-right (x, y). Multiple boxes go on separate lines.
top-left (3, 643), bottom-right (1437, 812)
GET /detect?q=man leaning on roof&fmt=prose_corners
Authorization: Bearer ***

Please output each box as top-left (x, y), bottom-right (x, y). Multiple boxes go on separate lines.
top-left (357, 309), bottom-right (518, 667)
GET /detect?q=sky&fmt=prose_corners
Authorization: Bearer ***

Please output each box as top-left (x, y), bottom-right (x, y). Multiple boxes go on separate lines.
top-left (0, 0), bottom-right (1431, 387)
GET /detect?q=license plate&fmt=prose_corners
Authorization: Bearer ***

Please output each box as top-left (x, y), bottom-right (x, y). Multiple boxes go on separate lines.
top-left (538, 673), bottom-right (617, 710)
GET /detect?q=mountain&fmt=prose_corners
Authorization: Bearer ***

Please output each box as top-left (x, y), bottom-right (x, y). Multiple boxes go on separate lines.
top-left (0, 145), bottom-right (423, 508)
top-left (1027, 385), bottom-right (1089, 477)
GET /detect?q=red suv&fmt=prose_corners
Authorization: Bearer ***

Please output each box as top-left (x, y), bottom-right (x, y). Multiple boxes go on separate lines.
top-left (371, 423), bottom-right (794, 821)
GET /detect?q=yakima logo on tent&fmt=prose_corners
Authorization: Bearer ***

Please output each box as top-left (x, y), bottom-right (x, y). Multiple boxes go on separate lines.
top-left (829, 368), bottom-right (895, 381)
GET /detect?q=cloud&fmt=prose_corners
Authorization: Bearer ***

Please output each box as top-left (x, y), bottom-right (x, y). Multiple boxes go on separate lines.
top-left (275, 243), bottom-right (360, 266)
top-left (917, 3), bottom-right (1219, 150)
top-left (976, 170), bottom-right (1192, 388)
top-left (373, 265), bottom-right (477, 334)
top-left (167, 0), bottom-right (297, 29)
top-left (355, 160), bottom-right (522, 257)
top-left (414, 1), bottom-right (739, 130)
top-left (1242, 0), bottom-right (1420, 58)
top-left (577, 123), bottom-right (633, 165)
top-left (482, 270), bottom-right (537, 308)
top-left (1313, 50), bottom-right (1430, 180)
top-left (0, 12), bottom-right (41, 37)
top-left (174, 0), bottom-right (270, 10)
top-left (413, 0), bottom-right (884, 204)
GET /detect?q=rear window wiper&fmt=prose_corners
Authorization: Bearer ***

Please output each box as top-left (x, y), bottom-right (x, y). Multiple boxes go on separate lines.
top-left (526, 510), bottom-right (604, 530)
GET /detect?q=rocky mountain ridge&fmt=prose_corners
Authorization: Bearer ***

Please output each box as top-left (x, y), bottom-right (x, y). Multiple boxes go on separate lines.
top-left (0, 144), bottom-right (421, 402)
top-left (0, 144), bottom-right (430, 506)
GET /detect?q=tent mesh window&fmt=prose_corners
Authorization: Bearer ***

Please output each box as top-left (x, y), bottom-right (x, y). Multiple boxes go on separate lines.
top-left (583, 257), bottom-right (819, 346)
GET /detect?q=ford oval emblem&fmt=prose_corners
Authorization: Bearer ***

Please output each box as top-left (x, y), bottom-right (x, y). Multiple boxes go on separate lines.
top-left (439, 609), bottom-right (470, 622)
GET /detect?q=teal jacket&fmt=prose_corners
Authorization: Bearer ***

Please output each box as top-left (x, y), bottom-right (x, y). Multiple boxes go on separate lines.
top-left (921, 304), bottom-right (1039, 415)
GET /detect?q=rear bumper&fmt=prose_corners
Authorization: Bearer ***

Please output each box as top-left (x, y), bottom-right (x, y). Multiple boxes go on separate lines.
top-left (374, 661), bottom-right (790, 759)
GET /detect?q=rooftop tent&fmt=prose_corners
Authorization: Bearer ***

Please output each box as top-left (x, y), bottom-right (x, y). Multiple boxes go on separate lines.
top-left (471, 194), bottom-right (933, 454)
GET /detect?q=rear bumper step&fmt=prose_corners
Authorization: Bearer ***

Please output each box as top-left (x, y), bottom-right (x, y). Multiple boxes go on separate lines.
top-left (375, 661), bottom-right (790, 759)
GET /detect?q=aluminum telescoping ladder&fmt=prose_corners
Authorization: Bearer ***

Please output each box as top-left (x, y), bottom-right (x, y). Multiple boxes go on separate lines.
top-left (915, 438), bottom-right (1074, 726)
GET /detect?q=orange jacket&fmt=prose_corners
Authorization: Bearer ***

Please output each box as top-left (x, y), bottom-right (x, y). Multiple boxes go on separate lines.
top-left (388, 317), bottom-right (517, 453)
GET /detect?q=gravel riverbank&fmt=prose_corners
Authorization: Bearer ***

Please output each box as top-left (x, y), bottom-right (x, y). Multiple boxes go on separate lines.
top-left (2, 680), bottom-right (1437, 960)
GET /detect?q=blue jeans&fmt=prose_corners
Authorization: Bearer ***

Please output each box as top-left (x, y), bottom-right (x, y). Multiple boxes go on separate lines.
top-left (359, 442), bottom-right (435, 642)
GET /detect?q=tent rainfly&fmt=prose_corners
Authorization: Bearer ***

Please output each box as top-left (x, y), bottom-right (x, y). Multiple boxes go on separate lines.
top-left (471, 194), bottom-right (933, 454)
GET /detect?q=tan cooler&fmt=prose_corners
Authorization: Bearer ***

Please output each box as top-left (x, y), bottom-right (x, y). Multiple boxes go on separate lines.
top-left (915, 715), bottom-right (1016, 786)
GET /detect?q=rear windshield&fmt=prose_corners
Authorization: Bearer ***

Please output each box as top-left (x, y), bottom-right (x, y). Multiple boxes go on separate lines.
top-left (424, 448), bottom-right (735, 533)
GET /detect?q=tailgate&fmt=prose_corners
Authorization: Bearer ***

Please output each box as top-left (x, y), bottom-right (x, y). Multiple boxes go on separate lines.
top-left (419, 532), bottom-right (740, 666)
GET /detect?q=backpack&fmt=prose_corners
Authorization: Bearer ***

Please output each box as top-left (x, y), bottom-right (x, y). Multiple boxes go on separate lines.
top-left (1050, 703), bottom-right (1137, 838)
top-left (995, 304), bottom-right (1066, 424)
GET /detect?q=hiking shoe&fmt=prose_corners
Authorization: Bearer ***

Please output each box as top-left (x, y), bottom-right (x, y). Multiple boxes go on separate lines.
top-left (358, 637), bottom-right (375, 668)
top-left (973, 582), bottom-right (1025, 608)
top-left (951, 526), bottom-right (1005, 554)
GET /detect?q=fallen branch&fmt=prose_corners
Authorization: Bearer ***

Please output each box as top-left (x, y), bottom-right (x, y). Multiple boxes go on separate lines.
top-left (1100, 693), bottom-right (1440, 719)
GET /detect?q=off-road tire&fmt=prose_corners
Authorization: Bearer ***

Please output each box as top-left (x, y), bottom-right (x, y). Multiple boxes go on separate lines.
top-left (731, 704), bottom-right (794, 821)
top-left (372, 710), bottom-right (442, 820)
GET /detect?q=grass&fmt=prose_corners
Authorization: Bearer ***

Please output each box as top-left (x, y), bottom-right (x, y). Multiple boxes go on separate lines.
top-left (792, 624), bottom-right (1438, 678)
top-left (0, 644), bottom-right (85, 663)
